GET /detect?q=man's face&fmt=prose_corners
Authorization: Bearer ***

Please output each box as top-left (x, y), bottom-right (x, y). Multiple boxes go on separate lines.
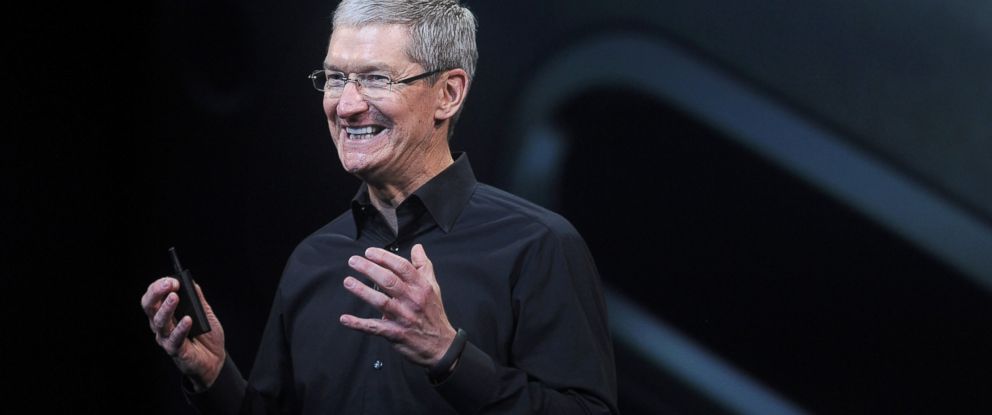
top-left (322, 24), bottom-right (441, 183)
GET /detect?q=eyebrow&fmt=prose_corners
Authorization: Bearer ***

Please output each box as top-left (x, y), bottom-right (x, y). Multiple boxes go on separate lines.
top-left (322, 61), bottom-right (395, 74)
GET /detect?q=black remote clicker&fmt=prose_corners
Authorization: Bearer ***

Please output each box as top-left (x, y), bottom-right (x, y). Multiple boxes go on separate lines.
top-left (169, 247), bottom-right (211, 337)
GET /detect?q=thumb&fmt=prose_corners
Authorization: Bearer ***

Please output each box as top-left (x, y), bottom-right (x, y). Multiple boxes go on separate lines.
top-left (193, 283), bottom-right (216, 318)
top-left (411, 244), bottom-right (431, 269)
top-left (193, 283), bottom-right (225, 335)
top-left (193, 283), bottom-right (208, 307)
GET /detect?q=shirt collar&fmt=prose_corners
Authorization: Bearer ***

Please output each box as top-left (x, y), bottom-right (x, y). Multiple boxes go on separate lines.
top-left (349, 152), bottom-right (478, 238)
top-left (349, 187), bottom-right (374, 239)
top-left (413, 152), bottom-right (477, 233)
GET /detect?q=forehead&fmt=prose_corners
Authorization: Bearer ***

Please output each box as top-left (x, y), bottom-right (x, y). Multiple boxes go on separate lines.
top-left (325, 24), bottom-right (413, 71)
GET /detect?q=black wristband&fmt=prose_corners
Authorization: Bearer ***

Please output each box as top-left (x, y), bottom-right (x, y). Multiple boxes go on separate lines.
top-left (428, 328), bottom-right (468, 381)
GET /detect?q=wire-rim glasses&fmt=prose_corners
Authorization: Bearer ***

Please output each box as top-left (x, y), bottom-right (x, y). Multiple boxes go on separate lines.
top-left (308, 69), bottom-right (441, 99)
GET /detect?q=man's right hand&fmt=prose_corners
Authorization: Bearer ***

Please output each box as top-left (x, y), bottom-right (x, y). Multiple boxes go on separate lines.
top-left (141, 277), bottom-right (226, 392)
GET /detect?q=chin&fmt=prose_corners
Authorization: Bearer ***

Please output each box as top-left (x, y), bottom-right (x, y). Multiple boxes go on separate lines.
top-left (339, 157), bottom-right (365, 175)
top-left (338, 152), bottom-right (375, 177)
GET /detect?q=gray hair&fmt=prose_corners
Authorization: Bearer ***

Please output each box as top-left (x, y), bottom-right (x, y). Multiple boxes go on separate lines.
top-left (332, 0), bottom-right (478, 80)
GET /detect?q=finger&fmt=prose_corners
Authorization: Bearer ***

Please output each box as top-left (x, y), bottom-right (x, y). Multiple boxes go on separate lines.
top-left (348, 255), bottom-right (408, 296)
top-left (162, 316), bottom-right (192, 356)
top-left (410, 244), bottom-right (431, 270)
top-left (364, 247), bottom-right (419, 282)
top-left (152, 292), bottom-right (180, 337)
top-left (141, 277), bottom-right (178, 317)
top-left (343, 276), bottom-right (417, 323)
top-left (339, 314), bottom-right (402, 342)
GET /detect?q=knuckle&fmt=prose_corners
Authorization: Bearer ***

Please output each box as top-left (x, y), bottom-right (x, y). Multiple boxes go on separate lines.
top-left (141, 299), bottom-right (154, 316)
top-left (142, 290), bottom-right (161, 310)
top-left (161, 338), bottom-right (179, 356)
top-left (170, 331), bottom-right (186, 349)
top-left (154, 316), bottom-right (168, 332)
top-left (153, 306), bottom-right (172, 329)
top-left (378, 325), bottom-right (396, 340)
top-left (168, 329), bottom-right (188, 351)
top-left (408, 299), bottom-right (424, 314)
top-left (410, 287), bottom-right (429, 305)
top-left (385, 298), bottom-right (410, 318)
top-left (390, 326), bottom-right (407, 341)
top-left (400, 262), bottom-right (417, 278)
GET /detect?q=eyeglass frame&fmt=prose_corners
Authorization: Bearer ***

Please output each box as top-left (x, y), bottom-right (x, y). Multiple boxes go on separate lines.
top-left (308, 68), bottom-right (443, 98)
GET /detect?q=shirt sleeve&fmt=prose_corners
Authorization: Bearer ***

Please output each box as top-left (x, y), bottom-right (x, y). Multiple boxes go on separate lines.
top-left (182, 288), bottom-right (297, 414)
top-left (433, 224), bottom-right (619, 414)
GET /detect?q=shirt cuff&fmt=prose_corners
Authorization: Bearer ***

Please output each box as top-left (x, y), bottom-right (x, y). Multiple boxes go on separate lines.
top-left (433, 341), bottom-right (498, 414)
top-left (181, 355), bottom-right (247, 414)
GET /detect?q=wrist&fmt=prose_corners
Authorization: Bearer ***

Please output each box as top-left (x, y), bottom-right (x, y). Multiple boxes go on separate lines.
top-left (187, 351), bottom-right (226, 392)
top-left (428, 328), bottom-right (468, 383)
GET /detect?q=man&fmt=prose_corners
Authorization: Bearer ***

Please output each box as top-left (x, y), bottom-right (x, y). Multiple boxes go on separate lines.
top-left (141, 1), bottom-right (618, 413)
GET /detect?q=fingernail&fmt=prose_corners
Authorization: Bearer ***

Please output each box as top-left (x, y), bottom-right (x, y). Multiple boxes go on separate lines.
top-left (167, 294), bottom-right (175, 304)
top-left (343, 278), bottom-right (354, 288)
top-left (365, 248), bottom-right (376, 257)
top-left (348, 256), bottom-right (359, 266)
top-left (161, 280), bottom-right (171, 289)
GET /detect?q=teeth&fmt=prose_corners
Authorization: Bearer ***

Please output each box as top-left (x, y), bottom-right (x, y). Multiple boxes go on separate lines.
top-left (346, 126), bottom-right (375, 135)
top-left (344, 126), bottom-right (384, 140)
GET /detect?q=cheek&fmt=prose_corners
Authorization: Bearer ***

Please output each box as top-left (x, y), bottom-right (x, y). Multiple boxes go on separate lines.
top-left (322, 97), bottom-right (336, 119)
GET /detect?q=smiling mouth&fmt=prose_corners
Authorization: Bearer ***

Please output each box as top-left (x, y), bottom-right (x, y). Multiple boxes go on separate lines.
top-left (344, 125), bottom-right (386, 140)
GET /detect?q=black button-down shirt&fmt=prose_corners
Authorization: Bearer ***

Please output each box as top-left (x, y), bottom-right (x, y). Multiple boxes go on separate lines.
top-left (187, 153), bottom-right (618, 414)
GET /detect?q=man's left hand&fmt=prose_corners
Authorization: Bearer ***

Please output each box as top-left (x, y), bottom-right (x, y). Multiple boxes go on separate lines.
top-left (340, 244), bottom-right (457, 367)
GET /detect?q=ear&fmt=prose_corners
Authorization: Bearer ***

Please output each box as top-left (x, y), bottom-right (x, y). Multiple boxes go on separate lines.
top-left (433, 68), bottom-right (469, 123)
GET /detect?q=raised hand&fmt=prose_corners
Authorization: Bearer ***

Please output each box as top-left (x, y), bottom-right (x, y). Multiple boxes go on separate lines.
top-left (141, 277), bottom-right (226, 391)
top-left (340, 244), bottom-right (457, 367)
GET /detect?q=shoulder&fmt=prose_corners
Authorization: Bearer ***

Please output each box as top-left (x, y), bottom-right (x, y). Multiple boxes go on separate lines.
top-left (299, 210), bottom-right (354, 248)
top-left (471, 185), bottom-right (603, 295)
top-left (283, 209), bottom-right (355, 273)
top-left (468, 183), bottom-right (584, 244)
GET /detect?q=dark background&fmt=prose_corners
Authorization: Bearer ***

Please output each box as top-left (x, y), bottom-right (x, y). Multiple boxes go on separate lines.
top-left (8, 0), bottom-right (992, 413)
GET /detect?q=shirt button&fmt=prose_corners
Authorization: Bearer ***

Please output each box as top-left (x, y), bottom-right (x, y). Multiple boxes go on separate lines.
top-left (373, 360), bottom-right (383, 370)
top-left (388, 245), bottom-right (400, 253)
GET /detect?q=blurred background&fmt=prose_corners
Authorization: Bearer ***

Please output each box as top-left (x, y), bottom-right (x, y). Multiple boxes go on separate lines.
top-left (8, 0), bottom-right (992, 413)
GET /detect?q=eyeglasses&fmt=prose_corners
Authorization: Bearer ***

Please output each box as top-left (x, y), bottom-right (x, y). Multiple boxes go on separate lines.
top-left (308, 69), bottom-right (441, 99)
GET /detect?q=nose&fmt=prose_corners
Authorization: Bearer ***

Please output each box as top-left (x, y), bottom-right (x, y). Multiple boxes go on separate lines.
top-left (334, 81), bottom-right (369, 119)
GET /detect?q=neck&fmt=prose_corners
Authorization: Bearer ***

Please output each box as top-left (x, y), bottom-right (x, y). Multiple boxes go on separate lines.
top-left (366, 148), bottom-right (454, 234)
